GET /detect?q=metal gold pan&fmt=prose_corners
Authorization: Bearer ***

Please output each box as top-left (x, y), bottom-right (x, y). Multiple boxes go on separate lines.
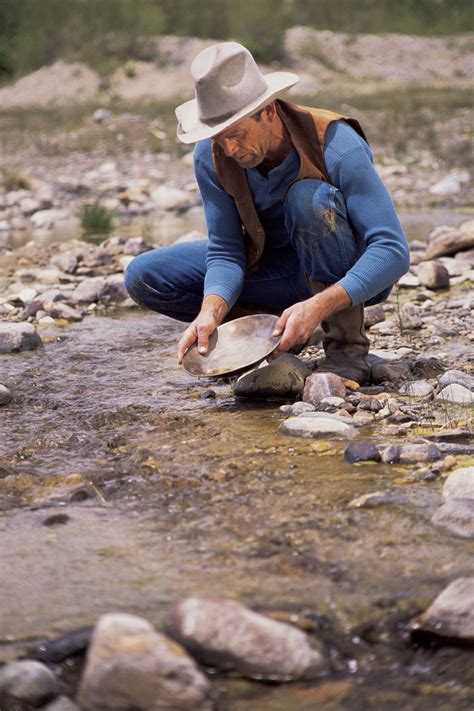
top-left (182, 314), bottom-right (281, 377)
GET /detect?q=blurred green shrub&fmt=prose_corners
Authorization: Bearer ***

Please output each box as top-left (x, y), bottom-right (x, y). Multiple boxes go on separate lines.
top-left (79, 202), bottom-right (115, 234)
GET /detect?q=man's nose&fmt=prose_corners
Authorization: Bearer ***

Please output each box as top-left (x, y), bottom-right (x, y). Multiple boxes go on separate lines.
top-left (223, 138), bottom-right (239, 157)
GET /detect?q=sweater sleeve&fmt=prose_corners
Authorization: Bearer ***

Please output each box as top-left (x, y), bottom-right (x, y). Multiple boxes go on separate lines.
top-left (193, 140), bottom-right (246, 309)
top-left (324, 122), bottom-right (410, 305)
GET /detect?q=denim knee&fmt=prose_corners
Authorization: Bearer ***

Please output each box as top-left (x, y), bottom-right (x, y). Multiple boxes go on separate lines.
top-left (284, 179), bottom-right (361, 284)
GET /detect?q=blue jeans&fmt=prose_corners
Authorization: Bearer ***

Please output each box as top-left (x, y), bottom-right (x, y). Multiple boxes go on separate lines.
top-left (124, 179), bottom-right (389, 322)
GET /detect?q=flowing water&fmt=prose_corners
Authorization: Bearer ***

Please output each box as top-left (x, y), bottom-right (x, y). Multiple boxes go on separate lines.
top-left (0, 209), bottom-right (473, 709)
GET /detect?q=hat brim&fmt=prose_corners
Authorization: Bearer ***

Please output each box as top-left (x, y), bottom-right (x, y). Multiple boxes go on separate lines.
top-left (175, 71), bottom-right (300, 144)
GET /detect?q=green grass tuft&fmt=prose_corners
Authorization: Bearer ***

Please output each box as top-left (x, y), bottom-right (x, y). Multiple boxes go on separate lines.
top-left (79, 202), bottom-right (115, 234)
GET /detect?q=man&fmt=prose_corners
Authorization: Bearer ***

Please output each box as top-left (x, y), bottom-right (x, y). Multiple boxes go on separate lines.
top-left (125, 42), bottom-right (410, 384)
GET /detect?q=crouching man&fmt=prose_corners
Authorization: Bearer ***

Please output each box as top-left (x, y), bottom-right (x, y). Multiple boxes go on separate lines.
top-left (125, 42), bottom-right (410, 384)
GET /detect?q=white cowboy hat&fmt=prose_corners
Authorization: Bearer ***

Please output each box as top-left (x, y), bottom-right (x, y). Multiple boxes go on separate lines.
top-left (174, 42), bottom-right (300, 144)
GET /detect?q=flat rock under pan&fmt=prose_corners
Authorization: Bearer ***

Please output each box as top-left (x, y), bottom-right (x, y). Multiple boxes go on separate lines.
top-left (182, 314), bottom-right (281, 377)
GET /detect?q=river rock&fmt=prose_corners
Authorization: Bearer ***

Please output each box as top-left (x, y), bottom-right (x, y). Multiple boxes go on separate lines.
top-left (435, 383), bottom-right (474, 406)
top-left (399, 380), bottom-right (434, 397)
top-left (348, 490), bottom-right (409, 508)
top-left (364, 304), bottom-right (385, 328)
top-left (303, 372), bottom-right (346, 404)
top-left (429, 171), bottom-right (470, 196)
top-left (416, 261), bottom-right (450, 290)
top-left (371, 361), bottom-right (411, 384)
top-left (344, 441), bottom-right (381, 463)
top-left (48, 302), bottom-right (83, 321)
top-left (397, 273), bottom-right (419, 288)
top-left (297, 411), bottom-right (356, 425)
top-left (400, 303), bottom-right (423, 329)
top-left (72, 277), bottom-right (106, 304)
top-left (78, 613), bottom-right (212, 711)
top-left (233, 354), bottom-right (310, 400)
top-left (0, 384), bottom-right (12, 405)
top-left (431, 499), bottom-right (474, 538)
top-left (0, 660), bottom-right (59, 706)
top-left (100, 274), bottom-right (129, 304)
top-left (0, 322), bottom-right (43, 353)
top-left (442, 466), bottom-right (474, 501)
top-left (380, 443), bottom-right (441, 464)
top-left (50, 251), bottom-right (78, 274)
top-left (425, 230), bottom-right (474, 260)
top-left (30, 208), bottom-right (69, 228)
top-left (438, 369), bottom-right (474, 391)
top-left (150, 186), bottom-right (190, 211)
top-left (357, 396), bottom-right (383, 412)
top-left (410, 578), bottom-right (474, 642)
top-left (279, 401), bottom-right (315, 415)
top-left (43, 697), bottom-right (80, 711)
top-left (123, 236), bottom-right (153, 256)
top-left (19, 197), bottom-right (41, 215)
top-left (164, 597), bottom-right (325, 680)
top-left (280, 416), bottom-right (356, 438)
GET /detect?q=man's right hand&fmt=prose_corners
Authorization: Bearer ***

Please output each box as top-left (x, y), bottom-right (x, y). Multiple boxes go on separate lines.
top-left (177, 294), bottom-right (228, 364)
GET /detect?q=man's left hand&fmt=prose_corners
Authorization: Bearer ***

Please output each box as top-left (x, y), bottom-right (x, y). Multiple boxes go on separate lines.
top-left (271, 284), bottom-right (352, 355)
top-left (272, 298), bottom-right (322, 353)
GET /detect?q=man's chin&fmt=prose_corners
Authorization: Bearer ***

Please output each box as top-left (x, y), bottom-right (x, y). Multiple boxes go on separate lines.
top-left (234, 155), bottom-right (260, 169)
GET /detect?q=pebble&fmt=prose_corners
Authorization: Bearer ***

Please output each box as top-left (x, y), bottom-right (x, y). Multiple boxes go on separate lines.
top-left (438, 369), bottom-right (474, 391)
top-left (435, 383), bottom-right (474, 406)
top-left (50, 251), bottom-right (78, 274)
top-left (410, 577), bottom-right (474, 641)
top-left (416, 261), bottom-right (450, 289)
top-left (72, 277), bottom-right (106, 304)
top-left (280, 416), bottom-right (357, 438)
top-left (164, 597), bottom-right (326, 680)
top-left (344, 441), bottom-right (381, 463)
top-left (399, 380), bottom-right (434, 397)
top-left (397, 273), bottom-right (420, 288)
top-left (0, 660), bottom-right (59, 706)
top-left (233, 354), bottom-right (310, 400)
top-left (400, 302), bottom-right (423, 329)
top-left (429, 171), bottom-right (470, 196)
top-left (49, 303), bottom-right (83, 321)
top-left (123, 236), bottom-right (153, 256)
top-left (303, 372), bottom-right (346, 404)
top-left (150, 185), bottom-right (190, 210)
top-left (357, 397), bottom-right (383, 412)
top-left (347, 491), bottom-right (409, 508)
top-left (442, 466), bottom-right (474, 501)
top-left (297, 411), bottom-right (357, 425)
top-left (320, 396), bottom-right (346, 407)
top-left (0, 322), bottom-right (43, 353)
top-left (100, 274), bottom-right (130, 304)
top-left (364, 303), bottom-right (385, 327)
top-left (425, 229), bottom-right (474, 260)
top-left (0, 384), bottom-right (12, 405)
top-left (78, 613), bottom-right (212, 711)
top-left (380, 443), bottom-right (441, 464)
top-left (279, 401), bottom-right (315, 415)
top-left (431, 499), bottom-right (474, 539)
top-left (42, 697), bottom-right (80, 711)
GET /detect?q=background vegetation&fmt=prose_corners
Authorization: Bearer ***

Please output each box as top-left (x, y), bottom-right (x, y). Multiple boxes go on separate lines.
top-left (1, 0), bottom-right (473, 79)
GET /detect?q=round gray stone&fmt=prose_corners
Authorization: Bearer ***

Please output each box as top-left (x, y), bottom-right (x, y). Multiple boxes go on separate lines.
top-left (0, 660), bottom-right (59, 705)
top-left (0, 384), bottom-right (12, 405)
top-left (0, 322), bottom-right (43, 353)
top-left (280, 416), bottom-right (357, 438)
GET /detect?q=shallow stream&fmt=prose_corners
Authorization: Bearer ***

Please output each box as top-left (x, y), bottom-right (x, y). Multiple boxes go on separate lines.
top-left (1, 306), bottom-right (473, 709)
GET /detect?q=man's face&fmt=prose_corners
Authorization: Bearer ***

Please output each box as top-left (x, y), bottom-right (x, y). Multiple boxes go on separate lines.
top-left (215, 109), bottom-right (272, 168)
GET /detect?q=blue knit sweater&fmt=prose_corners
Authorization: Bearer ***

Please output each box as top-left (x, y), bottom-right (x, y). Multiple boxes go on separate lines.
top-left (193, 120), bottom-right (410, 308)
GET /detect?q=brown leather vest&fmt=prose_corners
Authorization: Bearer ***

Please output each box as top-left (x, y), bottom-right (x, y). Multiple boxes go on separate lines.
top-left (211, 99), bottom-right (367, 273)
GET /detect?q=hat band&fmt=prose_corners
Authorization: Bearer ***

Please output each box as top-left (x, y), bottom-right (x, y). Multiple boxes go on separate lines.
top-left (198, 87), bottom-right (269, 127)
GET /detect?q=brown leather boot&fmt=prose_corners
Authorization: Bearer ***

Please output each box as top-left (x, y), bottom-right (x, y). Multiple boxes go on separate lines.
top-left (309, 280), bottom-right (370, 385)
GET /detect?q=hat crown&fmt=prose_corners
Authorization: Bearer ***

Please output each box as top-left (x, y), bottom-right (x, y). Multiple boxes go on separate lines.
top-left (191, 42), bottom-right (267, 122)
